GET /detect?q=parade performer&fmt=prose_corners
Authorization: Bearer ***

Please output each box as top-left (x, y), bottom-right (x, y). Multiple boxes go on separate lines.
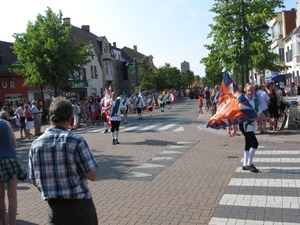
top-left (106, 92), bottom-right (126, 145)
top-left (147, 95), bottom-right (155, 116)
top-left (134, 92), bottom-right (144, 120)
top-left (166, 91), bottom-right (173, 110)
top-left (100, 91), bottom-right (111, 133)
top-left (207, 73), bottom-right (270, 173)
top-left (120, 93), bottom-right (131, 124)
top-left (158, 92), bottom-right (165, 112)
top-left (240, 83), bottom-right (271, 172)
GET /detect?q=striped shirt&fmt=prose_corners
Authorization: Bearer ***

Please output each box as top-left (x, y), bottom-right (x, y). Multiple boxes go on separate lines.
top-left (28, 126), bottom-right (98, 200)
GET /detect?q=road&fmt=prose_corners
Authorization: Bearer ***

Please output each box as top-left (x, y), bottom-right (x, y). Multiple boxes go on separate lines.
top-left (11, 97), bottom-right (300, 224)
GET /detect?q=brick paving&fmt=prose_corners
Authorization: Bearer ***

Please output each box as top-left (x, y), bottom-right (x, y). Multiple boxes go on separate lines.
top-left (8, 99), bottom-right (300, 225)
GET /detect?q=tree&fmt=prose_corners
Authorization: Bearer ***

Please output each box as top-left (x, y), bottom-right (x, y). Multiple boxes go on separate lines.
top-left (11, 7), bottom-right (92, 97)
top-left (154, 63), bottom-right (182, 90)
top-left (201, 0), bottom-right (288, 86)
top-left (181, 69), bottom-right (195, 88)
top-left (138, 57), bottom-right (155, 90)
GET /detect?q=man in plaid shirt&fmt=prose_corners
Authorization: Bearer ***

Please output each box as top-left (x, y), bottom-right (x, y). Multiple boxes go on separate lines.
top-left (28, 97), bottom-right (99, 225)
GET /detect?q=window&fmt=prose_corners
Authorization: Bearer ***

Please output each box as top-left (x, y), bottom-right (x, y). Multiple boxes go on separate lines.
top-left (296, 36), bottom-right (300, 55)
top-left (105, 62), bottom-right (109, 76)
top-left (91, 65), bottom-right (94, 78)
top-left (94, 66), bottom-right (97, 79)
top-left (279, 48), bottom-right (284, 62)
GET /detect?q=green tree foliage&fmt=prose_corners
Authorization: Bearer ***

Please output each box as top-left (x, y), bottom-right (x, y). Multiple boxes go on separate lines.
top-left (201, 0), bottom-right (287, 86)
top-left (138, 60), bottom-right (195, 91)
top-left (11, 7), bottom-right (92, 97)
top-left (138, 58), bottom-right (155, 90)
top-left (154, 63), bottom-right (194, 91)
top-left (180, 69), bottom-right (195, 88)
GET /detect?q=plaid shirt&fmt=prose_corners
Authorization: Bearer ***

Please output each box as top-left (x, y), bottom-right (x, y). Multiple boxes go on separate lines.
top-left (28, 126), bottom-right (98, 200)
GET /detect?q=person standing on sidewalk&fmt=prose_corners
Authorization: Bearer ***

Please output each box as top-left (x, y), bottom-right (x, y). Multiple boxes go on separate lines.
top-left (198, 94), bottom-right (203, 114)
top-left (14, 102), bottom-right (26, 139)
top-left (256, 84), bottom-right (270, 134)
top-left (31, 100), bottom-right (42, 136)
top-left (240, 83), bottom-right (270, 173)
top-left (0, 119), bottom-right (27, 225)
top-left (28, 97), bottom-right (99, 225)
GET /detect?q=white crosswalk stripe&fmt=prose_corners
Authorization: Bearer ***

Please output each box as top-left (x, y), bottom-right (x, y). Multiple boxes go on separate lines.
top-left (157, 123), bottom-right (177, 131)
top-left (209, 148), bottom-right (300, 225)
top-left (74, 122), bottom-right (185, 134)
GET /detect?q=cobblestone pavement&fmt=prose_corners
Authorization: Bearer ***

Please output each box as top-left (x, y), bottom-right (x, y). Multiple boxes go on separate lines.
top-left (9, 98), bottom-right (300, 225)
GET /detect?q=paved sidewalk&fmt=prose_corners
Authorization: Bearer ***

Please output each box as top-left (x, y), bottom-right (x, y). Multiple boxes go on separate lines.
top-left (10, 104), bottom-right (300, 225)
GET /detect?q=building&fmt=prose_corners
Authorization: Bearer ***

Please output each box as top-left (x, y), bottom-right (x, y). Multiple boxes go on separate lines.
top-left (181, 60), bottom-right (190, 72)
top-left (111, 42), bottom-right (131, 95)
top-left (65, 18), bottom-right (105, 99)
top-left (122, 45), bottom-right (156, 94)
top-left (268, 8), bottom-right (297, 83)
top-left (0, 41), bottom-right (27, 107)
top-left (282, 5), bottom-right (300, 84)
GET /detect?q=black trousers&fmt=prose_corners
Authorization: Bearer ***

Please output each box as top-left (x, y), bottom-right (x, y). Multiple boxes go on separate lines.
top-left (136, 107), bottom-right (142, 114)
top-left (239, 123), bottom-right (259, 151)
top-left (47, 198), bottom-right (98, 225)
top-left (110, 120), bottom-right (120, 132)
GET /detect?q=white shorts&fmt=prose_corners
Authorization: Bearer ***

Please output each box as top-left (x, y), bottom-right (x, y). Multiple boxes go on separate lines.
top-left (73, 115), bottom-right (79, 126)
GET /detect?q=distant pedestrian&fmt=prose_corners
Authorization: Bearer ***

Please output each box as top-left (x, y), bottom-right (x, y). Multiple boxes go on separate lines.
top-left (198, 94), bottom-right (203, 114)
top-left (23, 104), bottom-right (34, 139)
top-left (31, 100), bottom-right (42, 136)
top-left (14, 103), bottom-right (25, 139)
top-left (0, 119), bottom-right (27, 225)
top-left (28, 97), bottom-right (99, 225)
top-left (204, 87), bottom-right (211, 111)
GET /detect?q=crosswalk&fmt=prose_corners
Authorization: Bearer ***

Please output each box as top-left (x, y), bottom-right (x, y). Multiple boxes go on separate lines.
top-left (120, 141), bottom-right (197, 181)
top-left (73, 121), bottom-right (185, 134)
top-left (209, 147), bottom-right (300, 225)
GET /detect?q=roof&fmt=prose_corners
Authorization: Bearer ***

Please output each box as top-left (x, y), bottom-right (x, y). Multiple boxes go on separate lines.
top-left (282, 26), bottom-right (300, 42)
top-left (0, 41), bottom-right (18, 74)
top-left (122, 46), bottom-right (146, 62)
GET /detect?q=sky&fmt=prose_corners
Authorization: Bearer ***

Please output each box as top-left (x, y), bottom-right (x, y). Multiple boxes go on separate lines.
top-left (1, 0), bottom-right (297, 77)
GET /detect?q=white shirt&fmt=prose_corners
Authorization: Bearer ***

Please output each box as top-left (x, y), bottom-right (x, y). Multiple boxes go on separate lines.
top-left (109, 99), bottom-right (124, 121)
top-left (242, 96), bottom-right (261, 132)
top-left (256, 90), bottom-right (270, 111)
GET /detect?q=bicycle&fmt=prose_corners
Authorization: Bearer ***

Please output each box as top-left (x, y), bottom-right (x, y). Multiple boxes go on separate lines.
top-left (276, 99), bottom-right (300, 131)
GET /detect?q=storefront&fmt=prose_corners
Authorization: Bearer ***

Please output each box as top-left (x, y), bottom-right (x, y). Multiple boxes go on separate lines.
top-left (0, 76), bottom-right (27, 107)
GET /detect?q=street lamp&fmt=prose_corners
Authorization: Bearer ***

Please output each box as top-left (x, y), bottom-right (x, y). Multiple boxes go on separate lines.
top-left (134, 57), bottom-right (138, 86)
top-left (127, 58), bottom-right (139, 93)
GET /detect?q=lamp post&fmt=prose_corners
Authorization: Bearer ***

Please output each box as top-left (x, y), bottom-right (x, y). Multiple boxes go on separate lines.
top-left (134, 57), bottom-right (138, 86)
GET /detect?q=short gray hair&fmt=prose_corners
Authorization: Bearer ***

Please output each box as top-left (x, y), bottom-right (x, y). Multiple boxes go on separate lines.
top-left (49, 97), bottom-right (72, 123)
